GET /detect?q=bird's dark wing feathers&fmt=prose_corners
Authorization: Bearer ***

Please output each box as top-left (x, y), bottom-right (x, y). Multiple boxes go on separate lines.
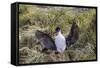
top-left (66, 22), bottom-right (79, 48)
top-left (35, 30), bottom-right (56, 50)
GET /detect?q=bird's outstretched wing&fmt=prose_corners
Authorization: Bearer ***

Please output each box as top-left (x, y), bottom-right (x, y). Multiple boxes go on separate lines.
top-left (35, 30), bottom-right (56, 51)
top-left (35, 22), bottom-right (79, 51)
top-left (66, 22), bottom-right (79, 48)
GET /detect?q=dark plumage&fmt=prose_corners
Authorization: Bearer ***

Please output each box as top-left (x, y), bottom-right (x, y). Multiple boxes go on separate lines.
top-left (66, 21), bottom-right (79, 48)
top-left (35, 30), bottom-right (56, 51)
top-left (55, 27), bottom-right (61, 32)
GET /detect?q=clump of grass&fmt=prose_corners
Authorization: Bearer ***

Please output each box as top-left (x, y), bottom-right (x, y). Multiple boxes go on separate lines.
top-left (19, 47), bottom-right (34, 64)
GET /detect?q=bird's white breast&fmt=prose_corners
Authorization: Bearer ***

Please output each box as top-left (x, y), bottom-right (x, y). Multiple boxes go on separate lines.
top-left (55, 33), bottom-right (66, 53)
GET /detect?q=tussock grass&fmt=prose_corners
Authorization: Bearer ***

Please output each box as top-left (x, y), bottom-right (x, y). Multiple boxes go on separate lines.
top-left (19, 5), bottom-right (96, 64)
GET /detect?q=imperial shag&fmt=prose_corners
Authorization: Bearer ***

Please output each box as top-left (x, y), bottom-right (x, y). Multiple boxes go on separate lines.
top-left (35, 22), bottom-right (79, 53)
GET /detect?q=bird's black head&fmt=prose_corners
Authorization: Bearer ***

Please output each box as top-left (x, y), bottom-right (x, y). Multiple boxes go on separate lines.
top-left (55, 27), bottom-right (61, 33)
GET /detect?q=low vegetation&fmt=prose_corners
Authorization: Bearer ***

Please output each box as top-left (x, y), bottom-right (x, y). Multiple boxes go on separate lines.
top-left (19, 4), bottom-right (96, 64)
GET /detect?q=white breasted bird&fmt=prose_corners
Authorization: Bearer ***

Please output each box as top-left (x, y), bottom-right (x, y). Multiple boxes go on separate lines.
top-left (35, 22), bottom-right (79, 54)
top-left (54, 27), bottom-right (66, 53)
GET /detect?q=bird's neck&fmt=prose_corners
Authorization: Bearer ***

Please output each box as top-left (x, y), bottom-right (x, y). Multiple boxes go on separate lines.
top-left (58, 30), bottom-right (62, 35)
